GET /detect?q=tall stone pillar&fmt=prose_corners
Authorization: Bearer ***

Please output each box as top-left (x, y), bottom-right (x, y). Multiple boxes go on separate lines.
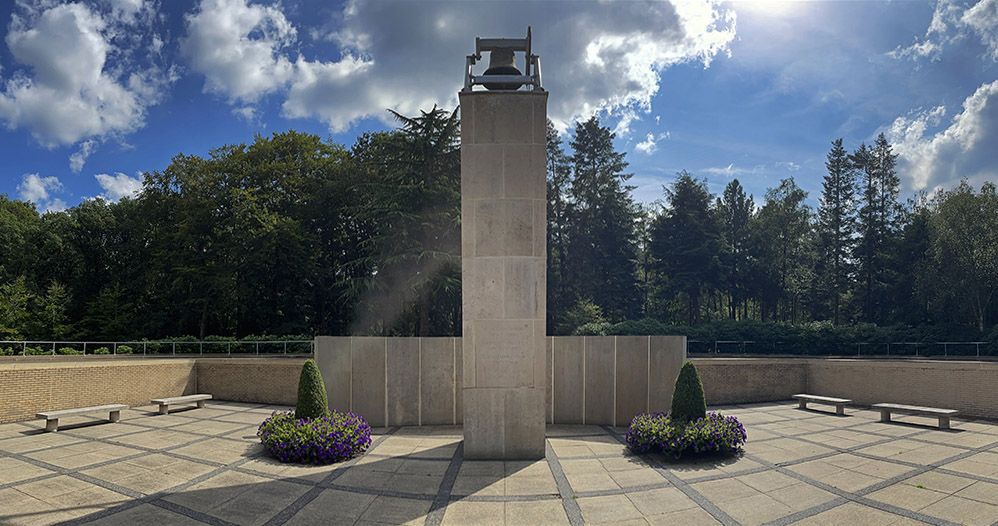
top-left (460, 90), bottom-right (547, 459)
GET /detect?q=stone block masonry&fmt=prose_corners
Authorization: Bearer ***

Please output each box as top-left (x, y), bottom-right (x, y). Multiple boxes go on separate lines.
top-left (460, 90), bottom-right (549, 459)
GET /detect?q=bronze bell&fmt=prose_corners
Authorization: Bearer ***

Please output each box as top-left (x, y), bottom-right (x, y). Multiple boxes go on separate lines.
top-left (482, 48), bottom-right (523, 91)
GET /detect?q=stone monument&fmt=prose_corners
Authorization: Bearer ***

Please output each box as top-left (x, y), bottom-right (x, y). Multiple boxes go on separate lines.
top-left (460, 28), bottom-right (547, 459)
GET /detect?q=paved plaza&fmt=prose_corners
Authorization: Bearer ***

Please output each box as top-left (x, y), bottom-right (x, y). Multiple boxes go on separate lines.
top-left (1, 401), bottom-right (997, 525)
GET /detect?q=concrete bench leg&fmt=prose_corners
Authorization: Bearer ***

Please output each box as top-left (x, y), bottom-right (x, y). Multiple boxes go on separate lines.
top-left (880, 409), bottom-right (892, 423)
top-left (939, 416), bottom-right (950, 430)
top-left (197, 400), bottom-right (206, 409)
top-left (159, 404), bottom-right (169, 415)
top-left (45, 419), bottom-right (58, 432)
top-left (836, 404), bottom-right (845, 416)
top-left (109, 410), bottom-right (121, 423)
top-left (798, 400), bottom-right (807, 410)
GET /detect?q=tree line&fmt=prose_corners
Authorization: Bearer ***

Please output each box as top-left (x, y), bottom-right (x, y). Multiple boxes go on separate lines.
top-left (1, 107), bottom-right (996, 346)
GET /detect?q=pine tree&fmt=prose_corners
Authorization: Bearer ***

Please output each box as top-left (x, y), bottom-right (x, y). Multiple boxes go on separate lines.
top-left (649, 172), bottom-right (720, 325)
top-left (816, 139), bottom-right (857, 325)
top-left (717, 180), bottom-right (754, 320)
top-left (749, 178), bottom-right (813, 323)
top-left (546, 120), bottom-right (573, 332)
top-left (564, 116), bottom-right (641, 321)
top-left (853, 134), bottom-right (904, 323)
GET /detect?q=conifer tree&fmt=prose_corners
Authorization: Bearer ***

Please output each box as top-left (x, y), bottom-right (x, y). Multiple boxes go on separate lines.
top-left (717, 179), bottom-right (753, 320)
top-left (816, 139), bottom-right (857, 325)
top-left (564, 116), bottom-right (641, 322)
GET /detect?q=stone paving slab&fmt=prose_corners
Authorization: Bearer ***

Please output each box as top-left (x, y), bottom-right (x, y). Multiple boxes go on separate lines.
top-left (1, 400), bottom-right (997, 525)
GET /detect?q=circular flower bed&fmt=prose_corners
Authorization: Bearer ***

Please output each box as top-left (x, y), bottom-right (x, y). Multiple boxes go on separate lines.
top-left (626, 411), bottom-right (746, 457)
top-left (258, 410), bottom-right (372, 464)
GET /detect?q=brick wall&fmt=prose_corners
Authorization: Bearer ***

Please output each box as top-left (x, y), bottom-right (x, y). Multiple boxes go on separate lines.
top-left (195, 358), bottom-right (302, 405)
top-left (807, 359), bottom-right (998, 419)
top-left (0, 359), bottom-right (196, 423)
top-left (693, 358), bottom-right (808, 405)
top-left (2, 356), bottom-right (996, 424)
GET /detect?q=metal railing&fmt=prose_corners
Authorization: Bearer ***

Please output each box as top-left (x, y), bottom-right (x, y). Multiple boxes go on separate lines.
top-left (687, 340), bottom-right (990, 358)
top-left (0, 339), bottom-right (314, 357)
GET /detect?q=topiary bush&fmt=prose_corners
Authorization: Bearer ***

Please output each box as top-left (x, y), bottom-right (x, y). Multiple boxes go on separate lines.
top-left (56, 347), bottom-right (81, 355)
top-left (671, 362), bottom-right (706, 423)
top-left (295, 359), bottom-right (329, 420)
top-left (23, 346), bottom-right (48, 356)
top-left (93, 347), bottom-right (111, 355)
top-left (116, 345), bottom-right (134, 354)
top-left (626, 412), bottom-right (746, 457)
top-left (257, 411), bottom-right (371, 464)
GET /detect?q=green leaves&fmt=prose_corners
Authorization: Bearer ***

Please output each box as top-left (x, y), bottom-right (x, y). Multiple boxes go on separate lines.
top-left (295, 359), bottom-right (329, 420)
top-left (671, 362), bottom-right (707, 423)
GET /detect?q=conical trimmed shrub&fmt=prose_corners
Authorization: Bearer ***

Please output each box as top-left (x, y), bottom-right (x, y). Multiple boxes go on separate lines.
top-left (670, 361), bottom-right (707, 423)
top-left (295, 359), bottom-right (329, 420)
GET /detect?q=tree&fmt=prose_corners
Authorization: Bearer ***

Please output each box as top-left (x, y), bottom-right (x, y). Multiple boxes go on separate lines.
top-left (546, 120), bottom-right (573, 332)
top-left (927, 182), bottom-right (998, 332)
top-left (33, 281), bottom-right (71, 339)
top-left (564, 116), bottom-right (641, 322)
top-left (349, 107), bottom-right (461, 336)
top-left (649, 172), bottom-right (720, 325)
top-left (749, 178), bottom-right (813, 323)
top-left (0, 277), bottom-right (33, 339)
top-left (853, 134), bottom-right (904, 323)
top-left (717, 179), bottom-right (754, 320)
top-left (815, 138), bottom-right (857, 324)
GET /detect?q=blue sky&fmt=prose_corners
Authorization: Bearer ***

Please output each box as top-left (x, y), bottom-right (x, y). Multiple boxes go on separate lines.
top-left (1, 0), bottom-right (996, 212)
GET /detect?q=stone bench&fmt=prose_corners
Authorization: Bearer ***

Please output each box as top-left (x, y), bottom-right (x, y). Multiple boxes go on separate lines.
top-left (793, 394), bottom-right (851, 416)
top-left (872, 403), bottom-right (958, 430)
top-left (36, 404), bottom-right (127, 432)
top-left (151, 394), bottom-right (212, 415)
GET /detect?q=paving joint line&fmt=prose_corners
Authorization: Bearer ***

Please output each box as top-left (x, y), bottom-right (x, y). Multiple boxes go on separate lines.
top-left (423, 441), bottom-right (463, 526)
top-left (546, 441), bottom-right (585, 526)
top-left (599, 424), bottom-right (740, 526)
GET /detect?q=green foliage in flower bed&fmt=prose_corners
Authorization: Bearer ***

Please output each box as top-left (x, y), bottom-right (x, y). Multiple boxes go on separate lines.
top-left (626, 412), bottom-right (746, 457)
top-left (94, 347), bottom-right (111, 355)
top-left (671, 362), bottom-right (706, 423)
top-left (257, 411), bottom-right (372, 464)
top-left (296, 359), bottom-right (328, 419)
top-left (56, 347), bottom-right (81, 355)
top-left (117, 345), bottom-right (133, 354)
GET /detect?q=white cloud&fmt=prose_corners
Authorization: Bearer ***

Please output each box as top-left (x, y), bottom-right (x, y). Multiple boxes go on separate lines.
top-left (69, 139), bottom-right (97, 173)
top-left (0, 2), bottom-right (174, 149)
top-left (181, 0), bottom-right (297, 103)
top-left (889, 0), bottom-right (998, 62)
top-left (95, 172), bottom-right (143, 201)
top-left (17, 173), bottom-right (66, 212)
top-left (963, 0), bottom-right (998, 60)
top-left (182, 0), bottom-right (735, 134)
top-left (635, 131), bottom-right (670, 155)
top-left (887, 80), bottom-right (998, 191)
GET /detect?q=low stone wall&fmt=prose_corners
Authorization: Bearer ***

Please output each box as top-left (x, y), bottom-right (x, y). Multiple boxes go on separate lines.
top-left (195, 358), bottom-right (302, 406)
top-left (3, 355), bottom-right (996, 424)
top-left (693, 358), bottom-right (808, 405)
top-left (314, 336), bottom-right (687, 427)
top-left (0, 359), bottom-right (196, 423)
top-left (808, 359), bottom-right (998, 419)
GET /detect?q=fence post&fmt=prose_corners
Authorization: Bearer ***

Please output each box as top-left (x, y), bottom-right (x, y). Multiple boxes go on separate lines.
top-left (228, 342), bottom-right (231, 357)
top-left (944, 343), bottom-right (948, 357)
top-left (256, 342), bottom-right (259, 355)
top-left (200, 342), bottom-right (203, 356)
top-left (143, 342), bottom-right (147, 355)
top-left (172, 342), bottom-right (176, 356)
top-left (52, 342), bottom-right (56, 356)
top-left (83, 342), bottom-right (87, 355)
top-left (114, 342), bottom-right (117, 355)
